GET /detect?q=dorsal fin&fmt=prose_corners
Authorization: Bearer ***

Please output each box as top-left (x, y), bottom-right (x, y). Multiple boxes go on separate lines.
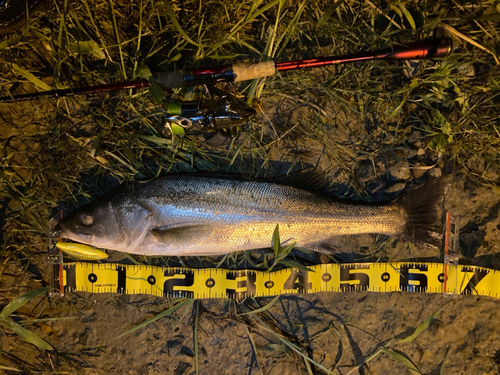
top-left (270, 169), bottom-right (331, 194)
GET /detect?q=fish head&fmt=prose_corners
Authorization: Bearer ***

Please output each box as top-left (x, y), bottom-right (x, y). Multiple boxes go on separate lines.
top-left (58, 200), bottom-right (124, 249)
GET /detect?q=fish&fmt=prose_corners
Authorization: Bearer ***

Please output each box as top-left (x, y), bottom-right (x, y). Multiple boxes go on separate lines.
top-left (57, 173), bottom-right (447, 256)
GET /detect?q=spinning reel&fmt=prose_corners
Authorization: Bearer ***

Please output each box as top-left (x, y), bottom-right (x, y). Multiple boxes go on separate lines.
top-left (163, 85), bottom-right (256, 139)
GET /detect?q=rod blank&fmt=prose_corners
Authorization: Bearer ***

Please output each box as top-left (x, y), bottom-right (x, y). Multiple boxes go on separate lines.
top-left (0, 38), bottom-right (453, 103)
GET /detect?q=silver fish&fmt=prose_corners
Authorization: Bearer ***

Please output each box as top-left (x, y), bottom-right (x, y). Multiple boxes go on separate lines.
top-left (58, 174), bottom-right (445, 256)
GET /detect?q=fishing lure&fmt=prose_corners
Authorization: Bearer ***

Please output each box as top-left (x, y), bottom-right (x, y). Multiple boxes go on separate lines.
top-left (56, 242), bottom-right (108, 260)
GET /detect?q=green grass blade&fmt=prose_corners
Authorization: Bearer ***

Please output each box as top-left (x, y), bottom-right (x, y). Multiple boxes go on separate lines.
top-left (272, 224), bottom-right (280, 257)
top-left (20, 317), bottom-right (78, 325)
top-left (440, 347), bottom-right (450, 375)
top-left (245, 326), bottom-right (264, 375)
top-left (115, 298), bottom-right (192, 339)
top-left (277, 260), bottom-right (314, 273)
top-left (441, 23), bottom-right (499, 65)
top-left (275, 0), bottom-right (308, 58)
top-left (0, 365), bottom-right (22, 372)
top-left (1, 318), bottom-right (53, 350)
top-left (398, 306), bottom-right (444, 344)
top-left (345, 347), bottom-right (385, 375)
top-left (304, 359), bottom-right (314, 375)
top-left (280, 242), bottom-right (297, 256)
top-left (317, 0), bottom-right (344, 27)
top-left (11, 63), bottom-right (51, 91)
top-left (81, 0), bottom-right (112, 61)
top-left (179, 299), bottom-right (196, 322)
top-left (0, 36), bottom-right (22, 51)
top-left (252, 314), bottom-right (338, 375)
top-left (163, 0), bottom-right (205, 47)
top-left (236, 296), bottom-right (280, 316)
top-left (122, 252), bottom-right (146, 266)
top-left (259, 343), bottom-right (292, 354)
top-left (108, 0), bottom-right (126, 79)
top-left (237, 0), bottom-right (283, 30)
top-left (204, 0), bottom-right (282, 56)
top-left (0, 287), bottom-right (50, 319)
top-left (382, 348), bottom-right (420, 375)
top-left (397, 2), bottom-right (416, 30)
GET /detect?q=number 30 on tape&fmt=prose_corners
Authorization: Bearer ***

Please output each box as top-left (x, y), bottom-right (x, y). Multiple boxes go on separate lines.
top-left (56, 262), bottom-right (500, 300)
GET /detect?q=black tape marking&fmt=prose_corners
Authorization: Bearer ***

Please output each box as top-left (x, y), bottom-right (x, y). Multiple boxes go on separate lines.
top-left (245, 273), bottom-right (257, 295)
top-left (88, 273), bottom-right (98, 284)
top-left (399, 264), bottom-right (428, 292)
top-left (163, 270), bottom-right (195, 298)
top-left (116, 266), bottom-right (126, 293)
top-left (226, 272), bottom-right (257, 298)
top-left (63, 265), bottom-right (76, 293)
top-left (381, 272), bottom-right (390, 282)
top-left (322, 273), bottom-right (332, 282)
top-left (461, 268), bottom-right (489, 295)
top-left (206, 278), bottom-right (215, 288)
top-left (340, 265), bottom-right (370, 291)
top-left (265, 280), bottom-right (274, 289)
top-left (284, 271), bottom-right (312, 293)
top-left (147, 275), bottom-right (156, 285)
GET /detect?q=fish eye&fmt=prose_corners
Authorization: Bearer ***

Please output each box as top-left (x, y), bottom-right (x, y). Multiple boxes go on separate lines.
top-left (80, 213), bottom-right (94, 226)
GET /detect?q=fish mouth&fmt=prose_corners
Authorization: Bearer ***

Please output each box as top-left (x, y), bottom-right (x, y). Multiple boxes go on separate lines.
top-left (53, 223), bottom-right (62, 234)
top-left (57, 222), bottom-right (93, 242)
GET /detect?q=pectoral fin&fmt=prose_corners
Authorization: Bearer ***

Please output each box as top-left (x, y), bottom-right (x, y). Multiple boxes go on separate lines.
top-left (150, 223), bottom-right (213, 243)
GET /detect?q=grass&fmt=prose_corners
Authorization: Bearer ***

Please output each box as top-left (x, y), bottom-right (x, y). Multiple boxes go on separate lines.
top-left (0, 0), bottom-right (499, 372)
top-left (236, 299), bottom-right (448, 374)
top-left (0, 287), bottom-right (53, 351)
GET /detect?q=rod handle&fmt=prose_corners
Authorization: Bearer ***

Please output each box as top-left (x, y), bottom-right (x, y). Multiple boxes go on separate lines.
top-left (233, 61), bottom-right (276, 82)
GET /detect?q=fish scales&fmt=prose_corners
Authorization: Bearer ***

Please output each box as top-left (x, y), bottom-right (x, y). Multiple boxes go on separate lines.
top-left (135, 177), bottom-right (404, 255)
top-left (58, 175), bottom-right (443, 256)
top-left (60, 175), bottom-right (450, 255)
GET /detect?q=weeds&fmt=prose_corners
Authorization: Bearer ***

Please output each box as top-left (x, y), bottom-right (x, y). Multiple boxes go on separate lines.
top-left (345, 306), bottom-right (446, 375)
top-left (0, 0), bottom-right (498, 372)
top-left (115, 297), bottom-right (193, 339)
top-left (0, 288), bottom-right (53, 350)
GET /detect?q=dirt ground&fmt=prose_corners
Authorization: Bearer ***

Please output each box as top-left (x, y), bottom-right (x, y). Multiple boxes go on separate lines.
top-left (1, 1), bottom-right (500, 374)
top-left (1, 126), bottom-right (500, 375)
top-left (7, 281), bottom-right (500, 374)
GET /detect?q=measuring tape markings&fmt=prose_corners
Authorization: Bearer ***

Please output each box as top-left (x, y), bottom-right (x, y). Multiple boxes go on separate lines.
top-left (59, 262), bottom-right (500, 299)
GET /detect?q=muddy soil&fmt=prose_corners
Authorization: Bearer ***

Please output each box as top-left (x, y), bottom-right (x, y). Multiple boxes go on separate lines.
top-left (0, 5), bottom-right (499, 374)
top-left (1, 115), bottom-right (499, 375)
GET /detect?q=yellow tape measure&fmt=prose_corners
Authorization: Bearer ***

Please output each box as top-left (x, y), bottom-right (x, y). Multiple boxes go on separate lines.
top-left (56, 262), bottom-right (500, 299)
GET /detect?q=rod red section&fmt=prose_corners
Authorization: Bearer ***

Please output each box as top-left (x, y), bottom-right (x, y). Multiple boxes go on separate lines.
top-left (276, 53), bottom-right (379, 71)
top-left (276, 38), bottom-right (452, 72)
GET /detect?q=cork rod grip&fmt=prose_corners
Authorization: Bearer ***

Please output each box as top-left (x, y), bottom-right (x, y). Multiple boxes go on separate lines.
top-left (232, 61), bottom-right (276, 82)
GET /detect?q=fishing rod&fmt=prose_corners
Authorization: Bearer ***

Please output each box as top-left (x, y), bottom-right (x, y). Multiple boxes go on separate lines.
top-left (1, 38), bottom-right (453, 136)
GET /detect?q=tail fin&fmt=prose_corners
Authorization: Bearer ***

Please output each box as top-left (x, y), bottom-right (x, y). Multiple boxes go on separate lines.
top-left (396, 177), bottom-right (450, 247)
